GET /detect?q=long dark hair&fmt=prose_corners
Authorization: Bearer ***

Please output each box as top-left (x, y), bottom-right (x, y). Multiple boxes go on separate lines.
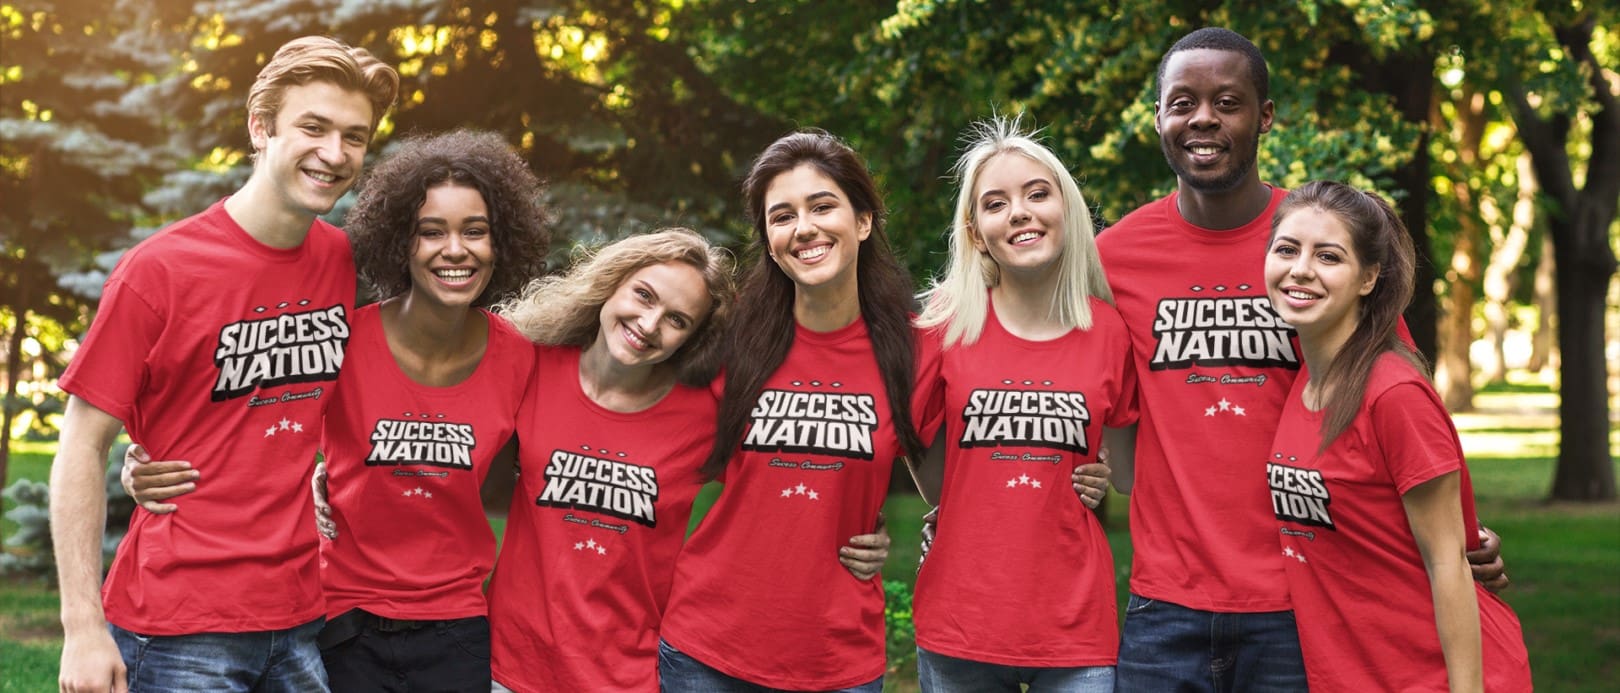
top-left (702, 130), bottom-right (923, 479)
top-left (1273, 181), bottom-right (1426, 448)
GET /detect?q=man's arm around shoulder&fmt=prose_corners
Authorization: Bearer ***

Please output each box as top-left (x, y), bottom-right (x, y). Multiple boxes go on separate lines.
top-left (51, 395), bottom-right (129, 693)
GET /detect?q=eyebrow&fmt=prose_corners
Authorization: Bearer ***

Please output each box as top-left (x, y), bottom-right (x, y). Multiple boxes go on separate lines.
top-left (416, 215), bottom-right (491, 225)
top-left (766, 190), bottom-right (839, 216)
top-left (979, 177), bottom-right (1053, 202)
top-left (1273, 234), bottom-right (1347, 252)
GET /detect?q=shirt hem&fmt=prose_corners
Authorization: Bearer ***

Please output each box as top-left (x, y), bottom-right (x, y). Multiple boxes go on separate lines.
top-left (663, 629), bottom-right (885, 691)
top-left (1128, 584), bottom-right (1292, 613)
top-left (107, 606), bottom-right (326, 637)
top-left (916, 635), bottom-right (1117, 667)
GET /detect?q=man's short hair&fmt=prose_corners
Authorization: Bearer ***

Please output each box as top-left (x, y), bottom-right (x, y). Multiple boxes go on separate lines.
top-left (245, 35), bottom-right (400, 138)
top-left (1155, 27), bottom-right (1269, 103)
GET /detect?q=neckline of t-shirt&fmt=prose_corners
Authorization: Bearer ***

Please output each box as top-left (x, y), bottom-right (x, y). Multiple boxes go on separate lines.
top-left (1165, 187), bottom-right (1280, 245)
top-left (212, 197), bottom-right (319, 263)
top-left (372, 304), bottom-right (502, 397)
top-left (983, 294), bottom-right (1081, 351)
top-left (563, 345), bottom-right (686, 420)
top-left (793, 315), bottom-right (867, 346)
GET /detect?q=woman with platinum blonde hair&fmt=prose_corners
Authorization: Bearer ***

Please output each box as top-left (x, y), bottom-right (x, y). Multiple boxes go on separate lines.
top-left (908, 116), bottom-right (1135, 692)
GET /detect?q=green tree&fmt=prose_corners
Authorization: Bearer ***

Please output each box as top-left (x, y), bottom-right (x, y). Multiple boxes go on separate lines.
top-left (0, 0), bottom-right (180, 484)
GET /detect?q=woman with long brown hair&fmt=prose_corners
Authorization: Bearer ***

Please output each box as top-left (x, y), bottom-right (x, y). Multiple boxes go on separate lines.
top-left (657, 130), bottom-right (924, 692)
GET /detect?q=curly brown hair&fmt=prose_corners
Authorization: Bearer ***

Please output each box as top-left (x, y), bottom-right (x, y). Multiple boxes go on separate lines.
top-left (346, 129), bottom-right (550, 306)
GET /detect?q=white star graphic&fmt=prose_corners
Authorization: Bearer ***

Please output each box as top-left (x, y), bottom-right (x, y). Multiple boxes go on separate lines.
top-left (794, 483), bottom-right (807, 495)
top-left (1297, 554), bottom-right (1307, 564)
top-left (1233, 406), bottom-right (1246, 416)
top-left (1006, 479), bottom-right (1017, 488)
top-left (782, 489), bottom-right (793, 497)
top-left (807, 490), bottom-right (819, 500)
top-left (291, 422), bottom-right (304, 432)
top-left (424, 491), bottom-right (433, 499)
top-left (1205, 406), bottom-right (1218, 417)
top-left (596, 546), bottom-right (607, 555)
top-left (279, 417), bottom-right (292, 430)
top-left (1217, 398), bottom-right (1231, 411)
top-left (574, 542), bottom-right (584, 550)
top-left (1018, 474), bottom-right (1031, 486)
top-left (585, 539), bottom-right (597, 549)
top-left (265, 425), bottom-right (278, 437)
top-left (413, 487), bottom-right (424, 495)
top-left (402, 490), bottom-right (412, 497)
top-left (1284, 546), bottom-right (1295, 557)
top-left (1031, 479), bottom-right (1042, 489)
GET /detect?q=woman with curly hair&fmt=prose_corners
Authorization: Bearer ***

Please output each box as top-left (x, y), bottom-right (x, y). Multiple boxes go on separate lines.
top-left (125, 128), bottom-right (550, 690)
top-left (657, 130), bottom-right (921, 692)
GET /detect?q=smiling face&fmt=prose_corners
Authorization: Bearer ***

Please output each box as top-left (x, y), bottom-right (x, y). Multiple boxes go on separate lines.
top-left (1265, 207), bottom-right (1379, 348)
top-left (250, 81), bottom-right (375, 218)
top-left (1155, 48), bottom-right (1274, 195)
top-left (763, 163), bottom-right (872, 298)
top-left (595, 260), bottom-right (714, 370)
top-left (970, 152), bottom-right (1066, 281)
top-left (408, 183), bottom-right (495, 310)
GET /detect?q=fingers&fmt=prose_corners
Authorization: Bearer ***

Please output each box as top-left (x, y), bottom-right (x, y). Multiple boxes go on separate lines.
top-left (1468, 527), bottom-right (1509, 592)
top-left (841, 531), bottom-right (890, 580)
top-left (1071, 464), bottom-right (1109, 509)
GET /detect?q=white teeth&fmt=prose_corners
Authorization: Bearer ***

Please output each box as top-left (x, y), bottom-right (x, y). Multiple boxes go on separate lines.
top-left (307, 171), bottom-right (337, 183)
top-left (1286, 290), bottom-right (1316, 300)
top-left (796, 245), bottom-right (829, 260)
top-left (623, 325), bottom-right (648, 349)
top-left (1190, 146), bottom-right (1219, 155)
top-left (1011, 232), bottom-right (1040, 244)
top-left (434, 268), bottom-right (473, 280)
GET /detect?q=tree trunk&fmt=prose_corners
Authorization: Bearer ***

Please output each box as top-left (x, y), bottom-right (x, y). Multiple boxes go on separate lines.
top-left (1480, 152), bottom-right (1536, 382)
top-left (1528, 234), bottom-right (1556, 373)
top-left (0, 302), bottom-right (25, 487)
top-left (1436, 87), bottom-right (1486, 410)
top-left (1548, 221), bottom-right (1616, 500)
top-left (1504, 13), bottom-right (1618, 502)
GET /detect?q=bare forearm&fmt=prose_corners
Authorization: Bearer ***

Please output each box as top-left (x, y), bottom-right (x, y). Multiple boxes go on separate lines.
top-left (1102, 425), bottom-right (1136, 494)
top-left (907, 428), bottom-right (946, 506)
top-left (1428, 555), bottom-right (1483, 693)
top-left (50, 439), bottom-right (114, 631)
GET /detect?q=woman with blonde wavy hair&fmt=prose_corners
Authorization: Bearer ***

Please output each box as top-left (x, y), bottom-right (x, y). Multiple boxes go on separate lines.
top-left (908, 116), bottom-right (1136, 692)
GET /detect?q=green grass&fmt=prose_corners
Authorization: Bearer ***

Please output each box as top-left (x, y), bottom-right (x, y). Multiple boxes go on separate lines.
top-left (3, 386), bottom-right (1616, 692)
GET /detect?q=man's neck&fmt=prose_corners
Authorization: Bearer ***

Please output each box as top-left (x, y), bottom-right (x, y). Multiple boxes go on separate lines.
top-left (1175, 178), bottom-right (1272, 231)
top-left (223, 175), bottom-right (318, 250)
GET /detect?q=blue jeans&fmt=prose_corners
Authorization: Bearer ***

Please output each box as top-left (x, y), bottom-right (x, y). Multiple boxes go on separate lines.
top-left (658, 639), bottom-right (882, 693)
top-left (110, 618), bottom-right (327, 692)
top-left (1115, 594), bottom-right (1307, 692)
top-left (917, 646), bottom-right (1113, 693)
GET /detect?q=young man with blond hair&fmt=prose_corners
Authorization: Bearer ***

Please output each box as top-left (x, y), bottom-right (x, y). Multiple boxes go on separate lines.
top-left (52, 35), bottom-right (398, 692)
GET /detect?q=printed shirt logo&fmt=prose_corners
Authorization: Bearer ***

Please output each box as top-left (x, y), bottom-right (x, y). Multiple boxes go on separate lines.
top-left (959, 383), bottom-right (1091, 454)
top-left (1268, 455), bottom-right (1336, 530)
top-left (536, 446), bottom-right (660, 527)
top-left (365, 415), bottom-right (477, 470)
top-left (1149, 286), bottom-right (1298, 371)
top-left (212, 303), bottom-right (349, 401)
top-left (741, 384), bottom-right (879, 460)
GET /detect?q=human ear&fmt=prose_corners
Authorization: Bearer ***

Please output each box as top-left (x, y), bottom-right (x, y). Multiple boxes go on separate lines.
top-left (1359, 264), bottom-right (1380, 296)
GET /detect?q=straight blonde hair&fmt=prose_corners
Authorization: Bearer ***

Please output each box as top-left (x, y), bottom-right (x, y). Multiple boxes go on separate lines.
top-left (916, 115), bottom-right (1112, 346)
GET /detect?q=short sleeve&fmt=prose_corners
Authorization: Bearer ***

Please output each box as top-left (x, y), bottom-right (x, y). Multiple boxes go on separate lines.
top-left (58, 275), bottom-right (165, 424)
top-left (910, 326), bottom-right (946, 441)
top-left (1105, 338), bottom-right (1139, 428)
top-left (1369, 382), bottom-right (1464, 495)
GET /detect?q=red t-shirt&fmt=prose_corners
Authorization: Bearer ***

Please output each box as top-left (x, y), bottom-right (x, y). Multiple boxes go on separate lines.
top-left (1097, 187), bottom-right (1301, 612)
top-left (487, 344), bottom-right (715, 692)
top-left (912, 297), bottom-right (1137, 666)
top-left (1268, 354), bottom-right (1531, 691)
top-left (58, 199), bottom-right (355, 634)
top-left (660, 318), bottom-right (901, 690)
top-left (319, 304), bottom-right (533, 620)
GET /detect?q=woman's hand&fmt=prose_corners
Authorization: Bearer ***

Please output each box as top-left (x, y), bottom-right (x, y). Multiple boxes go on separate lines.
top-left (840, 512), bottom-right (891, 580)
top-left (120, 443), bottom-right (198, 514)
top-left (1072, 446), bottom-right (1113, 510)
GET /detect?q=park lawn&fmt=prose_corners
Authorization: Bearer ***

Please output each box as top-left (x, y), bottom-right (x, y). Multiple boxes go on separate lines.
top-left (4, 384), bottom-right (1617, 691)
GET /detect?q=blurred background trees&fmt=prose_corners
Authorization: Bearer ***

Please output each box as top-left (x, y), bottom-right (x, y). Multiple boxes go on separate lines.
top-left (2, 0), bottom-right (1614, 498)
